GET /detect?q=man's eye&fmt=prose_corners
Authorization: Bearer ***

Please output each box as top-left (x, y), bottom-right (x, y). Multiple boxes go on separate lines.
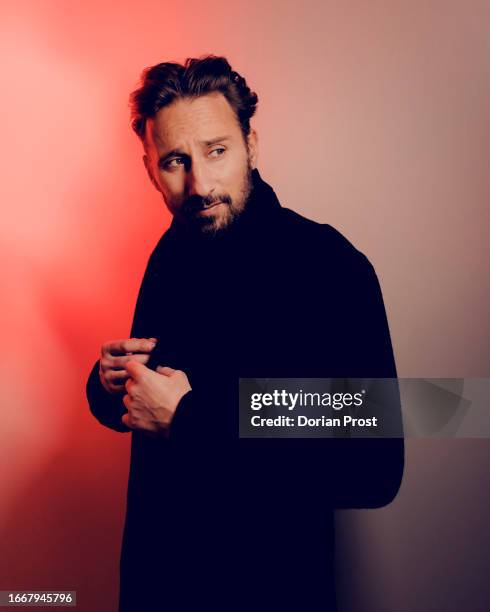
top-left (210, 148), bottom-right (226, 158)
top-left (166, 157), bottom-right (185, 168)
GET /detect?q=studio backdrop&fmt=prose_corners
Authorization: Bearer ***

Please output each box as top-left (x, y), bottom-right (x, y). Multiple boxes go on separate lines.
top-left (1, 1), bottom-right (488, 611)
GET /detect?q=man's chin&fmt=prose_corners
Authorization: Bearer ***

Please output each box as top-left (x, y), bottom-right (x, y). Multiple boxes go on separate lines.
top-left (199, 216), bottom-right (231, 235)
top-left (176, 199), bottom-right (245, 236)
top-left (192, 207), bottom-right (234, 235)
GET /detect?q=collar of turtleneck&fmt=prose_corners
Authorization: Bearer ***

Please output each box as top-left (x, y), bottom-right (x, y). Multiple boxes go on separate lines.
top-left (165, 168), bottom-right (282, 247)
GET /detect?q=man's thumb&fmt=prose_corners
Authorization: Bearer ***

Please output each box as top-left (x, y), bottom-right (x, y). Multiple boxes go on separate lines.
top-left (156, 365), bottom-right (176, 377)
top-left (126, 359), bottom-right (146, 378)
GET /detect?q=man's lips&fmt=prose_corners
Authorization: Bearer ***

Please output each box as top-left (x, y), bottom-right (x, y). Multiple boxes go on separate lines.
top-left (198, 201), bottom-right (224, 214)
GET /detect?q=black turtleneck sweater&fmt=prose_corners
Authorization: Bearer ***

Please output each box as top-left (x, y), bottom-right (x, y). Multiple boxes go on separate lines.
top-left (86, 169), bottom-right (404, 612)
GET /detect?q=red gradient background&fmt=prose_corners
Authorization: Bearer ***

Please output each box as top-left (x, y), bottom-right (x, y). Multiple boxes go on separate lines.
top-left (1, 2), bottom-right (489, 611)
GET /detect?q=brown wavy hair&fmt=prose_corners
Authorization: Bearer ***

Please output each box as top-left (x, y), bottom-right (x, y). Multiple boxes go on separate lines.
top-left (129, 55), bottom-right (258, 144)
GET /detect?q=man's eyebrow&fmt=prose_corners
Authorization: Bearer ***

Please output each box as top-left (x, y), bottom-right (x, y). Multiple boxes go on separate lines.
top-left (158, 136), bottom-right (232, 167)
top-left (201, 135), bottom-right (232, 146)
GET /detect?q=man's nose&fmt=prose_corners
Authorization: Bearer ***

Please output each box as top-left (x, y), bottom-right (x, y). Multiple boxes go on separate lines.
top-left (186, 160), bottom-right (214, 198)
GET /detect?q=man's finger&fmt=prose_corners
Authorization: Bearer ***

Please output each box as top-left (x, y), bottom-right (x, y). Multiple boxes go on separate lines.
top-left (125, 377), bottom-right (134, 395)
top-left (102, 353), bottom-right (152, 370)
top-left (103, 381), bottom-right (126, 395)
top-left (125, 359), bottom-right (149, 380)
top-left (121, 413), bottom-right (134, 429)
top-left (156, 366), bottom-right (176, 377)
top-left (102, 338), bottom-right (157, 357)
top-left (107, 369), bottom-right (129, 382)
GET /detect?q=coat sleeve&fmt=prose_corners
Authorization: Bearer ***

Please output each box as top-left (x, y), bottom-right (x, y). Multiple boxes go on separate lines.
top-left (240, 248), bottom-right (405, 511)
top-left (320, 249), bottom-right (405, 508)
top-left (167, 382), bottom-right (234, 441)
top-left (85, 249), bottom-right (161, 433)
top-left (167, 388), bottom-right (205, 439)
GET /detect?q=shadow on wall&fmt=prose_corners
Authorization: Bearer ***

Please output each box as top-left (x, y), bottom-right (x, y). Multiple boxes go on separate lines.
top-left (335, 438), bottom-right (490, 612)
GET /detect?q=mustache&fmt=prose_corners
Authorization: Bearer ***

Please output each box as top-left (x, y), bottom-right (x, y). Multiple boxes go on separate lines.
top-left (183, 193), bottom-right (232, 214)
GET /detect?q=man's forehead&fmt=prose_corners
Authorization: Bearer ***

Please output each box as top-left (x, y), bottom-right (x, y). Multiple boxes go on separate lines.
top-left (145, 93), bottom-right (240, 149)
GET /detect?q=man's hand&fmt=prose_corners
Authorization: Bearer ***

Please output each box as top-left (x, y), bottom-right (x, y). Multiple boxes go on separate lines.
top-left (121, 361), bottom-right (192, 438)
top-left (99, 337), bottom-right (158, 395)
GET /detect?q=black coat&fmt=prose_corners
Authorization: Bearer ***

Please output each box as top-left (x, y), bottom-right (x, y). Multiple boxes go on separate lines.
top-left (86, 169), bottom-right (404, 611)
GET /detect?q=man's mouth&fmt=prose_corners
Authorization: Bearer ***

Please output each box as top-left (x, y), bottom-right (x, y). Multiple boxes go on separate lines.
top-left (198, 201), bottom-right (223, 214)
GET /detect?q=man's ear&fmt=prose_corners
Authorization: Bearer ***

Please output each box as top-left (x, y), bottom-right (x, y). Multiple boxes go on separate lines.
top-left (143, 154), bottom-right (162, 193)
top-left (247, 129), bottom-right (258, 169)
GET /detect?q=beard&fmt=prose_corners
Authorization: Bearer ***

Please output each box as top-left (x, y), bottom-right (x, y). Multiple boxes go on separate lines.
top-left (176, 156), bottom-right (254, 237)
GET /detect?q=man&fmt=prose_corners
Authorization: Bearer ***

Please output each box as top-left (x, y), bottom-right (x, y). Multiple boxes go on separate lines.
top-left (86, 55), bottom-right (404, 611)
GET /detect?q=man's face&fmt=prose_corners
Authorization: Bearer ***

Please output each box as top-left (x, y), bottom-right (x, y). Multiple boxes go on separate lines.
top-left (143, 92), bottom-right (258, 235)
